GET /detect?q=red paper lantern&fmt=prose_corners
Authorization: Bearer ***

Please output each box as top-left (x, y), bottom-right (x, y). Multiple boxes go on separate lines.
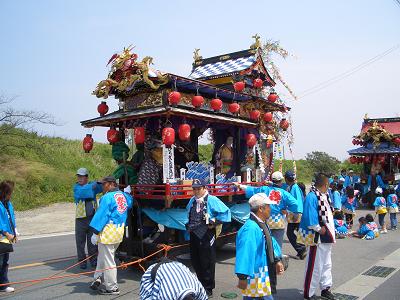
top-left (280, 118), bottom-right (289, 131)
top-left (192, 95), bottom-right (204, 108)
top-left (162, 127), bottom-right (175, 146)
top-left (349, 156), bottom-right (357, 164)
top-left (246, 134), bottom-right (257, 147)
top-left (268, 92), bottom-right (278, 103)
top-left (168, 91), bottom-right (181, 106)
top-left (233, 81), bottom-right (245, 92)
top-left (393, 137), bottom-right (400, 145)
top-left (107, 127), bottom-right (119, 144)
top-left (357, 157), bottom-right (364, 164)
top-left (228, 102), bottom-right (240, 114)
top-left (364, 156), bottom-right (371, 163)
top-left (97, 101), bottom-right (109, 116)
top-left (253, 78), bottom-right (263, 89)
top-left (210, 98), bottom-right (223, 111)
top-left (134, 127), bottom-right (145, 144)
top-left (250, 110), bottom-right (261, 121)
top-left (263, 112), bottom-right (273, 122)
top-left (83, 134), bottom-right (94, 153)
top-left (178, 124), bottom-right (191, 141)
top-left (352, 139), bottom-right (357, 145)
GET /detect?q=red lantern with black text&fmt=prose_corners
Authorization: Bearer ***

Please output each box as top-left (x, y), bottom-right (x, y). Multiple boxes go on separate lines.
top-left (233, 81), bottom-right (245, 92)
top-left (250, 110), bottom-right (261, 121)
top-left (134, 127), bottom-right (145, 144)
top-left (210, 98), bottom-right (223, 111)
top-left (83, 134), bottom-right (94, 153)
top-left (228, 102), bottom-right (240, 114)
top-left (107, 127), bottom-right (119, 144)
top-left (246, 134), bottom-right (257, 147)
top-left (178, 124), bottom-right (191, 141)
top-left (97, 101), bottom-right (109, 116)
top-left (192, 95), bottom-right (204, 108)
top-left (162, 127), bottom-right (175, 146)
top-left (253, 78), bottom-right (263, 89)
top-left (168, 91), bottom-right (181, 106)
top-left (268, 92), bottom-right (278, 103)
top-left (263, 112), bottom-right (273, 122)
top-left (280, 118), bottom-right (289, 131)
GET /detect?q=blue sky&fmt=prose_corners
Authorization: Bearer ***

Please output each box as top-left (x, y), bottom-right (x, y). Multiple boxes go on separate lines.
top-left (1, 0), bottom-right (399, 159)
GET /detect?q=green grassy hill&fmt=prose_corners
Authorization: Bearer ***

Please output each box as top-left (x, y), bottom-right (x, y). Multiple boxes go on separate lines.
top-left (0, 129), bottom-right (115, 210)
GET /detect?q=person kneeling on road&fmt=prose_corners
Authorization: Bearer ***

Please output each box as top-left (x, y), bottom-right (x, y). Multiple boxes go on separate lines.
top-left (89, 176), bottom-right (133, 295)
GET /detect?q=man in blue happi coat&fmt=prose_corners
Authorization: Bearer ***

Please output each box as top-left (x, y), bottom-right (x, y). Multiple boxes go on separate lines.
top-left (73, 167), bottom-right (103, 269)
top-left (235, 193), bottom-right (284, 300)
top-left (186, 178), bottom-right (231, 298)
top-left (343, 169), bottom-right (360, 188)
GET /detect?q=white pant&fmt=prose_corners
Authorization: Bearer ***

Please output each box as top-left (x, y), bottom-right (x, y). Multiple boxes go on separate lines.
top-left (303, 243), bottom-right (333, 298)
top-left (94, 242), bottom-right (120, 291)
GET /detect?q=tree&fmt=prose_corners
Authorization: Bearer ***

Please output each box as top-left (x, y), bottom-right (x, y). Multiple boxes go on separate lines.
top-left (305, 151), bottom-right (340, 175)
top-left (0, 93), bottom-right (58, 151)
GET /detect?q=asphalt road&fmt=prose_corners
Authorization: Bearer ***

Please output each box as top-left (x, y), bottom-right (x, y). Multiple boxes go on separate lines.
top-left (3, 212), bottom-right (400, 300)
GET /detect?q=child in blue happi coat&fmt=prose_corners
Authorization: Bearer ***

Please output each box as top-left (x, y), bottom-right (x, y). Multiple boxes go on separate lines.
top-left (354, 214), bottom-right (379, 240)
top-left (334, 211), bottom-right (348, 239)
top-left (373, 187), bottom-right (388, 234)
top-left (341, 186), bottom-right (358, 229)
top-left (387, 186), bottom-right (398, 230)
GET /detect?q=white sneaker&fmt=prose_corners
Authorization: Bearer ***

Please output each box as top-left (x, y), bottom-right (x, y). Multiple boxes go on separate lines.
top-left (380, 229), bottom-right (388, 234)
top-left (0, 287), bottom-right (15, 293)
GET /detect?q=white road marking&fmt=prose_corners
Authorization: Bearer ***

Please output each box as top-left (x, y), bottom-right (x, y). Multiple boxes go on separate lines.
top-left (19, 231), bottom-right (75, 241)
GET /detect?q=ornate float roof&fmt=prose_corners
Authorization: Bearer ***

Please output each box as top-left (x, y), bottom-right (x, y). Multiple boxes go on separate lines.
top-left (189, 48), bottom-right (275, 87)
top-left (361, 117), bottom-right (400, 136)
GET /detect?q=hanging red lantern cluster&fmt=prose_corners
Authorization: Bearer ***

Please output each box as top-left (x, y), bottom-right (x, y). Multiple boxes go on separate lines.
top-left (246, 134), bottom-right (257, 147)
top-left (364, 156), bottom-right (371, 163)
top-left (268, 92), bottom-right (278, 103)
top-left (253, 78), bottom-right (263, 89)
top-left (107, 127), bottom-right (119, 144)
top-left (178, 124), bottom-right (191, 141)
top-left (233, 81), bottom-right (245, 92)
top-left (210, 98), bottom-right (223, 111)
top-left (279, 118), bottom-right (289, 131)
top-left (134, 127), bottom-right (145, 144)
top-left (162, 127), bottom-right (175, 146)
top-left (192, 95), bottom-right (204, 108)
top-left (250, 110), bottom-right (261, 121)
top-left (97, 101), bottom-right (109, 116)
top-left (83, 134), bottom-right (94, 153)
top-left (228, 102), bottom-right (240, 114)
top-left (352, 139), bottom-right (363, 145)
top-left (393, 137), bottom-right (400, 146)
top-left (168, 91), bottom-right (181, 106)
top-left (349, 156), bottom-right (365, 164)
top-left (263, 112), bottom-right (273, 122)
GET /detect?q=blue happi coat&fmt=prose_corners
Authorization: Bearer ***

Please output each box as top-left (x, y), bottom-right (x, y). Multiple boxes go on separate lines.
top-left (73, 181), bottom-right (103, 218)
top-left (90, 189), bottom-right (133, 244)
top-left (341, 194), bottom-right (358, 214)
top-left (244, 185), bottom-right (300, 229)
top-left (387, 194), bottom-right (399, 213)
top-left (366, 175), bottom-right (387, 193)
top-left (286, 183), bottom-right (304, 223)
top-left (185, 194), bottom-right (231, 223)
top-left (334, 219), bottom-right (348, 238)
top-left (0, 201), bottom-right (16, 244)
top-left (330, 190), bottom-right (342, 211)
top-left (235, 217), bottom-right (281, 298)
top-left (297, 191), bottom-right (335, 246)
top-left (358, 222), bottom-right (379, 240)
top-left (344, 175), bottom-right (360, 188)
top-left (373, 196), bottom-right (387, 215)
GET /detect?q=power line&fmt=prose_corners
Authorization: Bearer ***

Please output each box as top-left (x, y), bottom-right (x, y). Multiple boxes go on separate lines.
top-left (393, 0), bottom-right (400, 8)
top-left (298, 44), bottom-right (400, 99)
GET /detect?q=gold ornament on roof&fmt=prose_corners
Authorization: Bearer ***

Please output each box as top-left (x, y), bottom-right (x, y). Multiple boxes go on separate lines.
top-left (356, 121), bottom-right (394, 147)
top-left (250, 34), bottom-right (262, 50)
top-left (193, 48), bottom-right (202, 62)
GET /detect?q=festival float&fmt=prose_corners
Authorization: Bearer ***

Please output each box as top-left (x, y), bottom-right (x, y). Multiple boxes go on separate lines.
top-left (81, 36), bottom-right (295, 260)
top-left (348, 116), bottom-right (400, 204)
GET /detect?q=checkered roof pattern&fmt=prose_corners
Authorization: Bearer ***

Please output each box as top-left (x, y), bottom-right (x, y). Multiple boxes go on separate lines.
top-left (189, 56), bottom-right (256, 79)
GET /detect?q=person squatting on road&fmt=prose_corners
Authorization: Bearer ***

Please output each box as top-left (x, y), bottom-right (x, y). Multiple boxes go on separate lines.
top-left (284, 170), bottom-right (307, 260)
top-left (235, 193), bottom-right (284, 300)
top-left (297, 173), bottom-right (336, 300)
top-left (185, 178), bottom-right (231, 298)
top-left (73, 167), bottom-right (103, 269)
top-left (139, 258), bottom-right (208, 300)
top-left (0, 180), bottom-right (18, 293)
top-left (89, 176), bottom-right (133, 295)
